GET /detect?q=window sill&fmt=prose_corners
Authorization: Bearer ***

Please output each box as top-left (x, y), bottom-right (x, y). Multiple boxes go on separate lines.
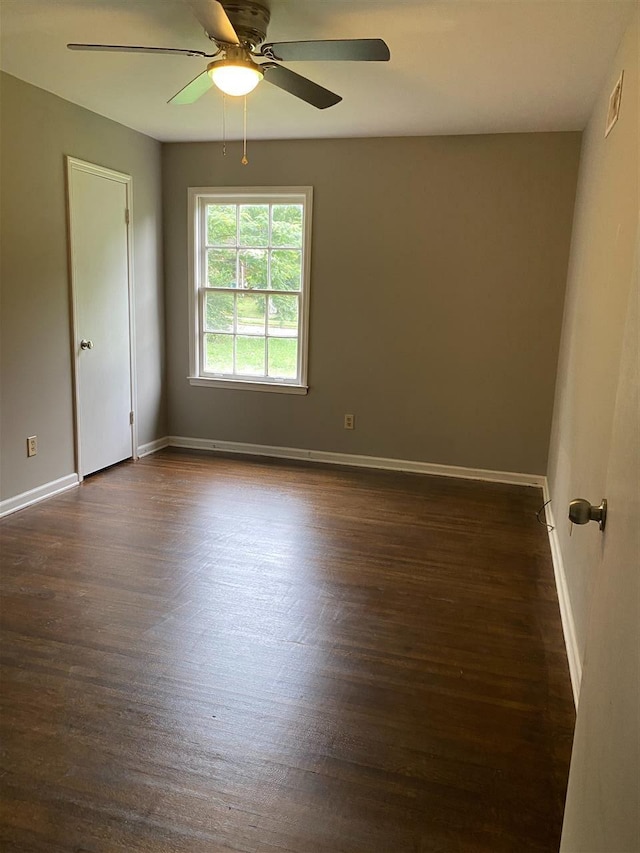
top-left (188, 377), bottom-right (308, 395)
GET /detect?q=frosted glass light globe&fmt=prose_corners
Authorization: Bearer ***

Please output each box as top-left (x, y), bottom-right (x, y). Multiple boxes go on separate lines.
top-left (209, 62), bottom-right (263, 97)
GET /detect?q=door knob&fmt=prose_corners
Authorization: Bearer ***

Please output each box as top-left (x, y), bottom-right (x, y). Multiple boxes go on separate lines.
top-left (80, 339), bottom-right (94, 350)
top-left (568, 498), bottom-right (607, 532)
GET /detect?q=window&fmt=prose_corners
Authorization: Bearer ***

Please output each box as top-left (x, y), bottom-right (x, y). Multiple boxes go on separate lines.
top-left (188, 187), bottom-right (312, 393)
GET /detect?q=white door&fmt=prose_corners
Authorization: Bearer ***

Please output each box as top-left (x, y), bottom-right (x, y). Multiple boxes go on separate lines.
top-left (67, 158), bottom-right (135, 477)
top-left (560, 244), bottom-right (639, 850)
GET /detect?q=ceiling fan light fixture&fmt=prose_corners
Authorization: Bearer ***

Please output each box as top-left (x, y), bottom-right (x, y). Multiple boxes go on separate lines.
top-left (208, 59), bottom-right (264, 97)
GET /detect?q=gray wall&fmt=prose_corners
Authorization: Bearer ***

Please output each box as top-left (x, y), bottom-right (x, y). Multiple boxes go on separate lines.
top-left (0, 72), bottom-right (166, 502)
top-left (550, 12), bottom-right (639, 851)
top-left (163, 132), bottom-right (580, 475)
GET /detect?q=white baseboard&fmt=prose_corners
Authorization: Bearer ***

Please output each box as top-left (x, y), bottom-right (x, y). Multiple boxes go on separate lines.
top-left (0, 473), bottom-right (79, 518)
top-left (137, 437), bottom-right (170, 458)
top-left (163, 435), bottom-right (545, 487)
top-left (542, 479), bottom-right (581, 708)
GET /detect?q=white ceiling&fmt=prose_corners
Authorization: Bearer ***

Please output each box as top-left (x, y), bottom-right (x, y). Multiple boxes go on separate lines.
top-left (0, 0), bottom-right (635, 142)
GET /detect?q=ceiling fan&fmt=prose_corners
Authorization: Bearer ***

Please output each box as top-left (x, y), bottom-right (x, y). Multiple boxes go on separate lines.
top-left (67, 0), bottom-right (391, 109)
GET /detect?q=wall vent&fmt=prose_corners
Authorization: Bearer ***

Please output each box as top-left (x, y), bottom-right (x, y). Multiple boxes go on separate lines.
top-left (605, 71), bottom-right (624, 138)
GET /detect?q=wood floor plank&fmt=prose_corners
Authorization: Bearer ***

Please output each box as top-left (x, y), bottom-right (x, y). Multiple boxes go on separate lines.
top-left (0, 450), bottom-right (574, 852)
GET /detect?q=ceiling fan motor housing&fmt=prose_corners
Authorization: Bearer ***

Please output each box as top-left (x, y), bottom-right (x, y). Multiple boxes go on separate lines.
top-left (221, 1), bottom-right (270, 47)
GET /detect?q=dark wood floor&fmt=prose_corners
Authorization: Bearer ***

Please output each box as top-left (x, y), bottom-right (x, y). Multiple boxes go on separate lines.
top-left (0, 449), bottom-right (574, 852)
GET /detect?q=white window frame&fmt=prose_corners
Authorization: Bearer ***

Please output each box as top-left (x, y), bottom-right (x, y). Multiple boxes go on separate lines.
top-left (187, 186), bottom-right (312, 394)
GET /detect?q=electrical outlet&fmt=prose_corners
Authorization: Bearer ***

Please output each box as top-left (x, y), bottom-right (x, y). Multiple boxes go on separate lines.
top-left (344, 414), bottom-right (355, 430)
top-left (27, 435), bottom-right (37, 457)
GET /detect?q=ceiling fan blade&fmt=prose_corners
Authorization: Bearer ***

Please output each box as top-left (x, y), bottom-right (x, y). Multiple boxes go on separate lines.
top-left (183, 0), bottom-right (239, 45)
top-left (67, 43), bottom-right (211, 57)
top-left (262, 64), bottom-right (341, 109)
top-left (260, 39), bottom-right (390, 62)
top-left (168, 69), bottom-right (214, 104)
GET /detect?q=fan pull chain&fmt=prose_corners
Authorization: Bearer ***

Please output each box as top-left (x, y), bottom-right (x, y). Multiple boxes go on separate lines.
top-left (222, 94), bottom-right (227, 157)
top-left (242, 96), bottom-right (249, 165)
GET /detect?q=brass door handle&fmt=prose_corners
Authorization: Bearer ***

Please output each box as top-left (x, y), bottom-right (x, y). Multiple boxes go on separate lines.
top-left (568, 498), bottom-right (607, 532)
